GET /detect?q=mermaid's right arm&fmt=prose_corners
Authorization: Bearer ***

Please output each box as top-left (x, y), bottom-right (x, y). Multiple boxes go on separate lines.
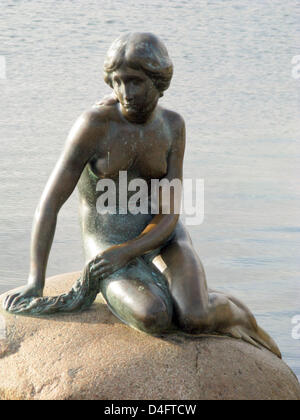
top-left (5, 110), bottom-right (104, 306)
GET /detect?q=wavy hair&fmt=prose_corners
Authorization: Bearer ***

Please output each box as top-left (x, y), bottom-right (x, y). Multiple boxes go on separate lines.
top-left (103, 32), bottom-right (173, 95)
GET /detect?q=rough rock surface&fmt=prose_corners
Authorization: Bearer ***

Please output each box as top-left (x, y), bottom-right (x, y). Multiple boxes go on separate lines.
top-left (0, 272), bottom-right (299, 400)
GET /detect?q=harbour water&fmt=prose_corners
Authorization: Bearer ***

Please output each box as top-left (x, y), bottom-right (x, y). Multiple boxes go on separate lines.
top-left (0, 0), bottom-right (299, 380)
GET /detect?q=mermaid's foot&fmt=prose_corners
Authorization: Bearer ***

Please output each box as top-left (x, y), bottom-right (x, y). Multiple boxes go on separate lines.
top-left (206, 288), bottom-right (281, 358)
top-left (219, 323), bottom-right (281, 358)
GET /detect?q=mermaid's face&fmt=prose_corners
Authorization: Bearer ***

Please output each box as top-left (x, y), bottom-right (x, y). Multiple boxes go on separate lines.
top-left (111, 63), bottom-right (160, 121)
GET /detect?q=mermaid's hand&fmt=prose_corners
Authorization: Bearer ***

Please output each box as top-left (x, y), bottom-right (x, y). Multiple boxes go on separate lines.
top-left (4, 283), bottom-right (43, 311)
top-left (90, 245), bottom-right (133, 279)
top-left (93, 93), bottom-right (118, 107)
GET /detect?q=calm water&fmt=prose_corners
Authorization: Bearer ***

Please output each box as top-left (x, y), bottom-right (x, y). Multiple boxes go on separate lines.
top-left (0, 0), bottom-right (299, 380)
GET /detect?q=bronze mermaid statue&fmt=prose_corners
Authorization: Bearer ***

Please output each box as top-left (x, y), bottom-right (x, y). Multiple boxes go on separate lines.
top-left (3, 32), bottom-right (281, 358)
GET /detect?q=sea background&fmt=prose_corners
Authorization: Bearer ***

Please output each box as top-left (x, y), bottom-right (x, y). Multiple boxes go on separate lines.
top-left (0, 0), bottom-right (299, 380)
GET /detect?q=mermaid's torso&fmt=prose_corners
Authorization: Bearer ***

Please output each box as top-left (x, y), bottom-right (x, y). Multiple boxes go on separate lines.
top-left (77, 106), bottom-right (174, 262)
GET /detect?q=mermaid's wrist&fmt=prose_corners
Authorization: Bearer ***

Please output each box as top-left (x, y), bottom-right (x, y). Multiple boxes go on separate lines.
top-left (27, 273), bottom-right (45, 291)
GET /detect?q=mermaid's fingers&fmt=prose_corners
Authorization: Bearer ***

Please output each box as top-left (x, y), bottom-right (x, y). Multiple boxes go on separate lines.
top-left (92, 265), bottom-right (111, 278)
top-left (90, 256), bottom-right (109, 268)
top-left (91, 260), bottom-right (109, 271)
top-left (90, 263), bottom-right (109, 277)
top-left (10, 294), bottom-right (26, 308)
top-left (4, 294), bottom-right (10, 307)
top-left (4, 293), bottom-right (19, 309)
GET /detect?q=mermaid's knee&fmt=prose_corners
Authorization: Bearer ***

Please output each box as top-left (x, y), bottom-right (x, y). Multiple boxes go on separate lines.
top-left (101, 274), bottom-right (173, 334)
top-left (133, 296), bottom-right (173, 334)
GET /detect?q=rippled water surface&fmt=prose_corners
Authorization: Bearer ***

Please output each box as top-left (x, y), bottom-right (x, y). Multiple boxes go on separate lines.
top-left (0, 0), bottom-right (299, 379)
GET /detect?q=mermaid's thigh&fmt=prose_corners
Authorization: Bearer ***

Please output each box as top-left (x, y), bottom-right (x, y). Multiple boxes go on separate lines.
top-left (99, 257), bottom-right (173, 334)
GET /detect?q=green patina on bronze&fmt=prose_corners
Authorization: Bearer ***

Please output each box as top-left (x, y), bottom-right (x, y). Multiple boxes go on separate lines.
top-left (3, 33), bottom-right (281, 357)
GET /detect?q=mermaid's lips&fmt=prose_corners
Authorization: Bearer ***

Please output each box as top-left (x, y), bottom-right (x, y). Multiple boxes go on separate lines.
top-left (123, 102), bottom-right (139, 112)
